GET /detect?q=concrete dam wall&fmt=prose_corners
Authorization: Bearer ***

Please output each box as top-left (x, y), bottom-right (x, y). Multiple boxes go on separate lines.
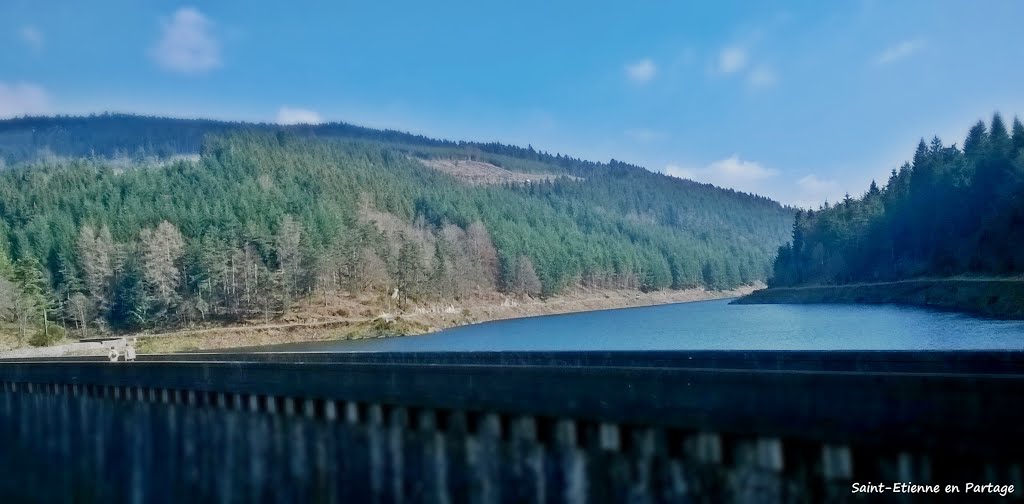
top-left (0, 351), bottom-right (1021, 502)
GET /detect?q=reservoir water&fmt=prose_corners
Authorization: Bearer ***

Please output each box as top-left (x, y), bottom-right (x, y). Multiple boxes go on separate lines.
top-left (274, 298), bottom-right (1024, 352)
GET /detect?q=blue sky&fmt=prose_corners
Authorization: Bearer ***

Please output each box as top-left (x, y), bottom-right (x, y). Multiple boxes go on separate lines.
top-left (2, 1), bottom-right (1022, 207)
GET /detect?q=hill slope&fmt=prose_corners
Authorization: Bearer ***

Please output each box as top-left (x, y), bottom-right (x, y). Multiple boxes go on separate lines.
top-left (0, 114), bottom-right (793, 342)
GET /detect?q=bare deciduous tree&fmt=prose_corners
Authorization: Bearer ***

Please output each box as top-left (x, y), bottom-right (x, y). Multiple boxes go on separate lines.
top-left (275, 215), bottom-right (304, 309)
top-left (139, 221), bottom-right (186, 316)
top-left (77, 224), bottom-right (117, 315)
top-left (66, 292), bottom-right (92, 338)
top-left (357, 248), bottom-right (390, 292)
top-left (467, 221), bottom-right (500, 289)
top-left (0, 276), bottom-right (18, 322)
top-left (514, 256), bottom-right (542, 297)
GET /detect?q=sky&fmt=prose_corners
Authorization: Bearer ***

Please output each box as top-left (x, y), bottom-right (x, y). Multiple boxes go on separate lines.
top-left (2, 0), bottom-right (1023, 208)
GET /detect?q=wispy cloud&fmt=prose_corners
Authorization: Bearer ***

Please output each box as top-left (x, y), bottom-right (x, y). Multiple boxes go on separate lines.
top-left (794, 174), bottom-right (843, 208)
top-left (151, 7), bottom-right (221, 74)
top-left (714, 41), bottom-right (781, 89)
top-left (625, 58), bottom-right (657, 84)
top-left (717, 46), bottom-right (748, 74)
top-left (664, 154), bottom-right (778, 195)
top-left (875, 39), bottom-right (925, 65)
top-left (277, 106), bottom-right (323, 125)
top-left (19, 26), bottom-right (43, 53)
top-left (0, 82), bottom-right (51, 118)
top-left (748, 65), bottom-right (778, 88)
top-left (664, 158), bottom-right (849, 206)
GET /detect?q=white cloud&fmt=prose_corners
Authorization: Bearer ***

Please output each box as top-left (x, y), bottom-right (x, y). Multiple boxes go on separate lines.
top-left (794, 174), bottom-right (844, 208)
top-left (20, 26), bottom-right (43, 52)
top-left (0, 82), bottom-right (51, 118)
top-left (707, 155), bottom-right (777, 180)
top-left (664, 165), bottom-right (697, 180)
top-left (664, 154), bottom-right (778, 194)
top-left (625, 58), bottom-right (657, 84)
top-left (277, 106), bottom-right (323, 125)
top-left (714, 45), bottom-right (779, 88)
top-left (875, 39), bottom-right (925, 65)
top-left (717, 46), bottom-right (748, 74)
top-left (748, 66), bottom-right (778, 88)
top-left (663, 158), bottom-right (854, 207)
top-left (151, 7), bottom-right (221, 74)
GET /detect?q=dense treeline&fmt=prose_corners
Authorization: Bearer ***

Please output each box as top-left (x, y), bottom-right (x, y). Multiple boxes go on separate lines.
top-left (1, 113), bottom-right (648, 177)
top-left (0, 113), bottom-right (449, 163)
top-left (1, 114), bottom-right (794, 196)
top-left (771, 113), bottom-right (1024, 287)
top-left (0, 116), bottom-right (792, 344)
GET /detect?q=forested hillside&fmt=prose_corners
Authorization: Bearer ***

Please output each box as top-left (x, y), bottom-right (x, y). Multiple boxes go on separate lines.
top-left (770, 113), bottom-right (1024, 287)
top-left (0, 113), bottom-right (447, 163)
top-left (0, 113), bottom-right (654, 174)
top-left (0, 114), bottom-right (792, 344)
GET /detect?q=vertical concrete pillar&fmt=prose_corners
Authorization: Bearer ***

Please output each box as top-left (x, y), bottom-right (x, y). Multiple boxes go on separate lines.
top-left (822, 444), bottom-right (852, 480)
top-left (504, 415), bottom-right (545, 503)
top-left (416, 409), bottom-right (450, 504)
top-left (367, 403), bottom-right (386, 501)
top-left (346, 401), bottom-right (361, 423)
top-left (586, 422), bottom-right (631, 502)
top-left (468, 413), bottom-right (502, 504)
top-left (728, 437), bottom-right (784, 504)
top-left (443, 410), bottom-right (471, 502)
top-left (387, 407), bottom-right (409, 503)
top-left (547, 419), bottom-right (586, 504)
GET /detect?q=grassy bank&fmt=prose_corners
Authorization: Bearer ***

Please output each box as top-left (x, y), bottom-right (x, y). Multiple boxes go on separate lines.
top-left (0, 285), bottom-right (756, 357)
top-left (732, 278), bottom-right (1024, 319)
top-left (134, 285), bottom-right (755, 354)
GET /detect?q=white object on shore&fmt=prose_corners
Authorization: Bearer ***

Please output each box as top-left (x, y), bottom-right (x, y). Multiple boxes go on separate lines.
top-left (106, 337), bottom-right (138, 362)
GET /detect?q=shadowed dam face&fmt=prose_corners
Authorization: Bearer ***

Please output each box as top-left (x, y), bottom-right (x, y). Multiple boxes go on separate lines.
top-left (0, 385), bottom-right (838, 503)
top-left (0, 352), bottom-right (1021, 503)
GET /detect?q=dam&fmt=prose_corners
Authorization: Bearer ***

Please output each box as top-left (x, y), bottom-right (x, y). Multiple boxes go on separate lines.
top-left (0, 351), bottom-right (1021, 502)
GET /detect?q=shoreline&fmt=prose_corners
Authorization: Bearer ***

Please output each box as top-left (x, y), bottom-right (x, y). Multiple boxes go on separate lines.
top-left (137, 285), bottom-right (758, 353)
top-left (2, 285), bottom-right (759, 357)
top-left (733, 278), bottom-right (1024, 319)
top-left (418, 284), bottom-right (757, 329)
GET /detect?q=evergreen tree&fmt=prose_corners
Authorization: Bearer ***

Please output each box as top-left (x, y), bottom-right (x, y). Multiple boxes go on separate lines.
top-left (11, 258), bottom-right (51, 344)
top-left (1011, 117), bottom-right (1024, 155)
top-left (0, 115), bottom-right (795, 335)
top-left (963, 121), bottom-right (989, 160)
top-left (770, 113), bottom-right (1024, 286)
top-left (989, 113), bottom-right (1011, 157)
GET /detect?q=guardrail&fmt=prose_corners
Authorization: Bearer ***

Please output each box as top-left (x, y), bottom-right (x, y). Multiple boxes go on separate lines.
top-left (0, 351), bottom-right (1021, 502)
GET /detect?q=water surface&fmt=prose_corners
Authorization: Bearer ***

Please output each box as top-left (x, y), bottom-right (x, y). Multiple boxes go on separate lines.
top-left (277, 299), bottom-right (1024, 352)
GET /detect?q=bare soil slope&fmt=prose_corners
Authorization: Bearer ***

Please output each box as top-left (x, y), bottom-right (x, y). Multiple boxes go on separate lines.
top-left (418, 158), bottom-right (577, 185)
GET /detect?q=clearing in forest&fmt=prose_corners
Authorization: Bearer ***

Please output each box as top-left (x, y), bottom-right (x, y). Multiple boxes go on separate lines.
top-left (418, 158), bottom-right (576, 185)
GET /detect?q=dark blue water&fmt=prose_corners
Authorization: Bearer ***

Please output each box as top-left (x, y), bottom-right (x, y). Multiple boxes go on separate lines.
top-left (278, 299), bottom-right (1024, 352)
